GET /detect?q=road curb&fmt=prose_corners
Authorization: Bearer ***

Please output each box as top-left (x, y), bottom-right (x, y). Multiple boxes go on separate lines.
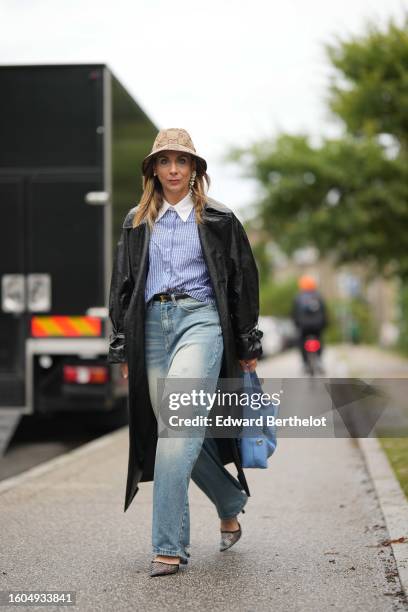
top-left (0, 426), bottom-right (126, 496)
top-left (358, 436), bottom-right (408, 598)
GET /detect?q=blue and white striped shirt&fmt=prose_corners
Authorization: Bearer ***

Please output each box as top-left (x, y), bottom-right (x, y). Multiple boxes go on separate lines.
top-left (144, 193), bottom-right (216, 304)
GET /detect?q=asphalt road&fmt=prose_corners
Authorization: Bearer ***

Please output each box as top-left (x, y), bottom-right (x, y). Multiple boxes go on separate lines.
top-left (0, 346), bottom-right (407, 611)
top-left (0, 414), bottom-right (102, 482)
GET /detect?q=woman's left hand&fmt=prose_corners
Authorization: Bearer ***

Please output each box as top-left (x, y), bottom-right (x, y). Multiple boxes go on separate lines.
top-left (239, 358), bottom-right (257, 373)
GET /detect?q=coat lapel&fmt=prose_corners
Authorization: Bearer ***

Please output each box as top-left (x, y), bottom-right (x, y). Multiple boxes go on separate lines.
top-left (128, 219), bottom-right (151, 299)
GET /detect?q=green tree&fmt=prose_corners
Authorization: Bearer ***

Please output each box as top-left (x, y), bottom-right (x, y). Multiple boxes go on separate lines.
top-left (228, 16), bottom-right (408, 280)
top-left (231, 133), bottom-right (408, 279)
top-left (327, 18), bottom-right (408, 147)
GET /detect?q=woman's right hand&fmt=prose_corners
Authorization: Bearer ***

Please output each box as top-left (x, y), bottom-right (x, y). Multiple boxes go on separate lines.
top-left (120, 362), bottom-right (129, 379)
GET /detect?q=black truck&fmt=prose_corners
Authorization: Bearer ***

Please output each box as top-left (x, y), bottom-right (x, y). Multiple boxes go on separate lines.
top-left (0, 64), bottom-right (157, 449)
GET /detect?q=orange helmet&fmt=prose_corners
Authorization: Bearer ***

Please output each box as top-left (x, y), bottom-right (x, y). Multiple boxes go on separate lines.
top-left (298, 275), bottom-right (317, 291)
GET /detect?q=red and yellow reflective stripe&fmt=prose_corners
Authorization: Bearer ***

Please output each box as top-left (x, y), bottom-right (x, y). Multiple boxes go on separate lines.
top-left (31, 316), bottom-right (101, 337)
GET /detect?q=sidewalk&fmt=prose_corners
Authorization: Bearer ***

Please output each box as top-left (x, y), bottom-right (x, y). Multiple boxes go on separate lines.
top-left (336, 344), bottom-right (408, 378)
top-left (339, 343), bottom-right (408, 604)
top-left (0, 347), bottom-right (407, 611)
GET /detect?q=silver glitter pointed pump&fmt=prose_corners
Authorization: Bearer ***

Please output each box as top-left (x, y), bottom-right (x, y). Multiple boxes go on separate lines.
top-left (219, 521), bottom-right (242, 552)
top-left (150, 560), bottom-right (180, 577)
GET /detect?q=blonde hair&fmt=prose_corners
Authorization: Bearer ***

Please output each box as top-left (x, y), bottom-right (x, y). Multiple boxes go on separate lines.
top-left (132, 155), bottom-right (211, 229)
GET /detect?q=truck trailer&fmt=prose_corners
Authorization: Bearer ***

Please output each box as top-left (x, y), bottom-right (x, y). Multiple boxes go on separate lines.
top-left (0, 64), bottom-right (157, 450)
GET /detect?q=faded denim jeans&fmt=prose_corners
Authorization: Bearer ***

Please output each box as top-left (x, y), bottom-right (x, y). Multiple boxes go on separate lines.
top-left (145, 296), bottom-right (248, 563)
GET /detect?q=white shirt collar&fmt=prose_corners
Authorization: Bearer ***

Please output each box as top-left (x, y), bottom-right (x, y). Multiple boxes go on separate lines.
top-left (156, 192), bottom-right (194, 223)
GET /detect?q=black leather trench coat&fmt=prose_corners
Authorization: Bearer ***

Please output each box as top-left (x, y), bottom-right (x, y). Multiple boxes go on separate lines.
top-left (107, 197), bottom-right (263, 512)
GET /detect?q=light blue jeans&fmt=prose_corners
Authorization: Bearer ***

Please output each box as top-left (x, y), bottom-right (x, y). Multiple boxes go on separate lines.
top-left (145, 296), bottom-right (248, 563)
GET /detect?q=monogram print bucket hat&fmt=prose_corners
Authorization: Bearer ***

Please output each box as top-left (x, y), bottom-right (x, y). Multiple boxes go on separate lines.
top-left (142, 128), bottom-right (208, 176)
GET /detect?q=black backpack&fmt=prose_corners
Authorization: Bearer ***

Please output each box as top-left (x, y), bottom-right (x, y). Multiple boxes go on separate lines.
top-left (295, 291), bottom-right (325, 329)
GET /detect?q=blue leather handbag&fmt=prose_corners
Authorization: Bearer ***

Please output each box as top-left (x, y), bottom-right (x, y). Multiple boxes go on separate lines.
top-left (237, 370), bottom-right (278, 468)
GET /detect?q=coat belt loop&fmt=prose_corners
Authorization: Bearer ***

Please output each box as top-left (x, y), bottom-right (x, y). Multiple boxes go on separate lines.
top-left (170, 293), bottom-right (177, 306)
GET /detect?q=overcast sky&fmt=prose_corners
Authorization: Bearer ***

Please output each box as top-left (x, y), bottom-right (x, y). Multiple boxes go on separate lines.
top-left (1, 0), bottom-right (407, 218)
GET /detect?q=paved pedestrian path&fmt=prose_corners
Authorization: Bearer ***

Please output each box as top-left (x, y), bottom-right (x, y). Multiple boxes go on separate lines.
top-left (0, 346), bottom-right (407, 611)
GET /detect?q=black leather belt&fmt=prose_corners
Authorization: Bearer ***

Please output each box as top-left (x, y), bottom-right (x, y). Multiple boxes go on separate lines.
top-left (152, 293), bottom-right (190, 302)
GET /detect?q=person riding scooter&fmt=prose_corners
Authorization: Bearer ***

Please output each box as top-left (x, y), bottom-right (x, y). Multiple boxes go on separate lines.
top-left (292, 275), bottom-right (327, 374)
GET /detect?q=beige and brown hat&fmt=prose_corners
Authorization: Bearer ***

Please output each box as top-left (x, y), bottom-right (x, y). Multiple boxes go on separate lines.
top-left (142, 128), bottom-right (207, 176)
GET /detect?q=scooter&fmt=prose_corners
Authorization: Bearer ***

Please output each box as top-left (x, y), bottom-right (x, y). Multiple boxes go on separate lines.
top-left (303, 335), bottom-right (324, 376)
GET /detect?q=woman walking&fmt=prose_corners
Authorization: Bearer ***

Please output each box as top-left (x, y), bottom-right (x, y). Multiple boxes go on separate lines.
top-left (108, 128), bottom-right (263, 577)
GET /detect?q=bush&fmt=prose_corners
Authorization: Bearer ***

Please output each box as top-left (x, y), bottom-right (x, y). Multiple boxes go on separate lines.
top-left (326, 297), bottom-right (377, 344)
top-left (260, 278), bottom-right (298, 317)
top-left (260, 279), bottom-right (377, 345)
top-left (397, 282), bottom-right (408, 355)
